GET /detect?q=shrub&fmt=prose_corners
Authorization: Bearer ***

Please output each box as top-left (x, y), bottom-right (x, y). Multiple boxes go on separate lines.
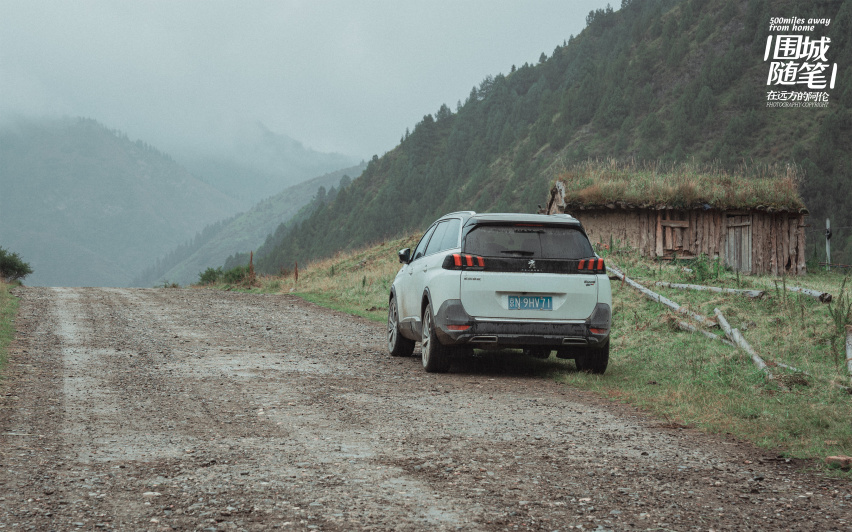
top-left (199, 267), bottom-right (223, 285)
top-left (689, 253), bottom-right (723, 282)
top-left (0, 247), bottom-right (33, 283)
top-left (223, 265), bottom-right (249, 284)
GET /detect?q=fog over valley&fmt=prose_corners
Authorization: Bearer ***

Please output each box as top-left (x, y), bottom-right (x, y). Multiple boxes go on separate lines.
top-left (0, 0), bottom-right (608, 287)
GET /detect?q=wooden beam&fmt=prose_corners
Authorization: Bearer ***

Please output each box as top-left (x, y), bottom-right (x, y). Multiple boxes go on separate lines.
top-left (665, 211), bottom-right (673, 251)
top-left (783, 284), bottom-right (833, 303)
top-left (676, 320), bottom-right (734, 347)
top-left (656, 211), bottom-right (663, 257)
top-left (655, 281), bottom-right (765, 298)
top-left (770, 215), bottom-right (778, 276)
top-left (608, 264), bottom-right (716, 328)
top-left (714, 308), bottom-right (785, 389)
top-left (782, 215), bottom-right (791, 272)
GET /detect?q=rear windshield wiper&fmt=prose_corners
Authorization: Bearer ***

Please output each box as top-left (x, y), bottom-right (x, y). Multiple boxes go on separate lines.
top-left (500, 250), bottom-right (535, 256)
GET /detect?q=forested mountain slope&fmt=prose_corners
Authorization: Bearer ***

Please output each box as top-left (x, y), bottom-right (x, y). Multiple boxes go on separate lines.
top-left (0, 117), bottom-right (241, 287)
top-left (244, 0), bottom-right (852, 271)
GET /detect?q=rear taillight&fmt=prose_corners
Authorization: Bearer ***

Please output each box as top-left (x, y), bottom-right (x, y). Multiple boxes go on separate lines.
top-left (443, 253), bottom-right (485, 270)
top-left (578, 257), bottom-right (606, 274)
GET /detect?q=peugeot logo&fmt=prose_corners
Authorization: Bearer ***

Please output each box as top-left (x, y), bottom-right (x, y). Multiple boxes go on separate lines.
top-left (527, 259), bottom-right (537, 269)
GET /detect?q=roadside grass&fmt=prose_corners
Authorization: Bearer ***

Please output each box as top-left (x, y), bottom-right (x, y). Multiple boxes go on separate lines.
top-left (202, 234), bottom-right (419, 323)
top-left (0, 281), bottom-right (20, 373)
top-left (206, 238), bottom-right (852, 464)
top-left (580, 244), bottom-right (852, 462)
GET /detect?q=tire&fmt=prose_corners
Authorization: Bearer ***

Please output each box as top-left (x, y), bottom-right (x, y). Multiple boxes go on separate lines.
top-left (523, 347), bottom-right (552, 359)
top-left (421, 303), bottom-right (450, 373)
top-left (388, 296), bottom-right (415, 357)
top-left (574, 344), bottom-right (609, 374)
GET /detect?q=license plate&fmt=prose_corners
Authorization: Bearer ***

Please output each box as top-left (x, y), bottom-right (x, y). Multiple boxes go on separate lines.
top-left (508, 295), bottom-right (553, 310)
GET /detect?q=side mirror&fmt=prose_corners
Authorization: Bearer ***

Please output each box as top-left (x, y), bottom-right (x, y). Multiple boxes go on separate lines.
top-left (398, 248), bottom-right (411, 264)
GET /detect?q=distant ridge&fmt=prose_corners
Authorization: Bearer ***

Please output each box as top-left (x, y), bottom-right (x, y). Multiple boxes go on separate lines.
top-left (135, 163), bottom-right (366, 286)
top-left (176, 122), bottom-right (358, 208)
top-left (0, 116), bottom-right (242, 287)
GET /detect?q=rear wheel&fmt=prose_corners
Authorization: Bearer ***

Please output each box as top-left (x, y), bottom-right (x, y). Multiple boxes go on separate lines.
top-left (388, 296), bottom-right (415, 357)
top-left (574, 344), bottom-right (609, 374)
top-left (421, 304), bottom-right (450, 373)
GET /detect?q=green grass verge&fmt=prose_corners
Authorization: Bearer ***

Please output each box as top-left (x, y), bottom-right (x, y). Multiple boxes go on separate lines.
top-left (208, 238), bottom-right (852, 464)
top-left (0, 282), bottom-right (20, 373)
top-left (198, 234), bottom-right (417, 323)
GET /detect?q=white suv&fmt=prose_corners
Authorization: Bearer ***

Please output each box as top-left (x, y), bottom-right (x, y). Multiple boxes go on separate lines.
top-left (387, 211), bottom-right (612, 373)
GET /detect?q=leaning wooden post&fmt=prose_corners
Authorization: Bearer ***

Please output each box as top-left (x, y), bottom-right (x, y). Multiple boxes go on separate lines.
top-left (846, 325), bottom-right (852, 386)
top-left (714, 308), bottom-right (785, 389)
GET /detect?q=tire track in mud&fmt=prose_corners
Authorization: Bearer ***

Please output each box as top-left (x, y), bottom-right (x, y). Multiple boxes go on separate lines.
top-left (0, 287), bottom-right (850, 531)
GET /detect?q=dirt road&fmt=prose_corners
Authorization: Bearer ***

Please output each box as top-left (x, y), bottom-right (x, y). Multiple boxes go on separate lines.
top-left (0, 287), bottom-right (849, 531)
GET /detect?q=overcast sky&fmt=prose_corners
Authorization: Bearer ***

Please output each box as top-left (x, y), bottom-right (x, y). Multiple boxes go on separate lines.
top-left (1, 0), bottom-right (613, 159)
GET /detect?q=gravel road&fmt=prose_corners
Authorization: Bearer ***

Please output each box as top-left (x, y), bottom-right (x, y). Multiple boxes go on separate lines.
top-left (0, 287), bottom-right (850, 531)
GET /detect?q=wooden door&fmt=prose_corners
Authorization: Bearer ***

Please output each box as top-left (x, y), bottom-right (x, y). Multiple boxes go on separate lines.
top-left (725, 215), bottom-right (752, 273)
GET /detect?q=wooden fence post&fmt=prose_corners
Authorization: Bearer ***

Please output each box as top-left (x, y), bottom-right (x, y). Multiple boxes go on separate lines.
top-left (826, 218), bottom-right (831, 271)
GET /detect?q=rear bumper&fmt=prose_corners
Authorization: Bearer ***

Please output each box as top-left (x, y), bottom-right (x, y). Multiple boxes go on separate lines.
top-left (434, 299), bottom-right (610, 349)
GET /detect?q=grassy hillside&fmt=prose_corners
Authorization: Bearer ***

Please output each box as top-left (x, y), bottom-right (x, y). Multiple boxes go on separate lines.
top-left (205, 237), bottom-right (852, 464)
top-left (134, 164), bottom-right (365, 287)
top-left (244, 0), bottom-right (851, 274)
top-left (0, 117), bottom-right (242, 287)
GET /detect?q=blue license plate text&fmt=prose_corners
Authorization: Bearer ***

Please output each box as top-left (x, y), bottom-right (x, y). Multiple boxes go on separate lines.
top-left (508, 295), bottom-right (553, 310)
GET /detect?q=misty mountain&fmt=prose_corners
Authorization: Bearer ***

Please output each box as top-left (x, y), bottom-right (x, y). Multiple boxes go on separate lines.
top-left (0, 117), bottom-right (244, 287)
top-left (247, 0), bottom-right (852, 271)
top-left (176, 122), bottom-right (358, 208)
top-left (134, 163), bottom-right (365, 287)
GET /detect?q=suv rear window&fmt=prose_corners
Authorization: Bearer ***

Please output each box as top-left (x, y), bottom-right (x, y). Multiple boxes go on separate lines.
top-left (464, 225), bottom-right (594, 260)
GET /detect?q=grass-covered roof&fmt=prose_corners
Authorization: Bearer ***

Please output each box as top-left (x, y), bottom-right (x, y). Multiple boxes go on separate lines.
top-left (553, 160), bottom-right (807, 212)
